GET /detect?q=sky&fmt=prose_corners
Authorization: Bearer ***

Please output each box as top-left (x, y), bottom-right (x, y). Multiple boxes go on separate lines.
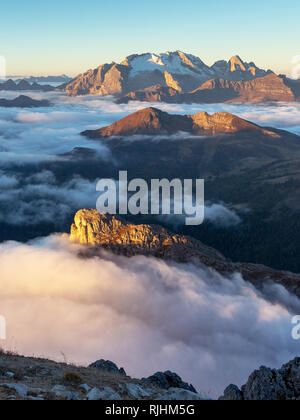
top-left (0, 0), bottom-right (300, 77)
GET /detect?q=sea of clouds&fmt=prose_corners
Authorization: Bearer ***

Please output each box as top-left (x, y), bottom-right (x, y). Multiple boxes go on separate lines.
top-left (1, 92), bottom-right (300, 397)
top-left (0, 235), bottom-right (299, 397)
top-left (0, 91), bottom-right (251, 227)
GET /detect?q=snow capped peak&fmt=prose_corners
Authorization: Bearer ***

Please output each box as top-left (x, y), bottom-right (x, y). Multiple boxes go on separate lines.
top-left (120, 52), bottom-right (269, 83)
top-left (123, 51), bottom-right (212, 78)
top-left (149, 53), bottom-right (165, 66)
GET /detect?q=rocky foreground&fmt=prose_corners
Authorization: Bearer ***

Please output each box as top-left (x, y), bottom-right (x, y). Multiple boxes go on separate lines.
top-left (0, 351), bottom-right (207, 401)
top-left (0, 350), bottom-right (299, 400)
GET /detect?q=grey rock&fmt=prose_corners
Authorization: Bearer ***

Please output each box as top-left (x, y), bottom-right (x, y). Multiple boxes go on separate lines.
top-left (87, 387), bottom-right (102, 401)
top-left (67, 392), bottom-right (79, 401)
top-left (243, 366), bottom-right (288, 400)
top-left (89, 359), bottom-right (126, 376)
top-left (98, 386), bottom-right (122, 400)
top-left (219, 384), bottom-right (243, 401)
top-left (5, 372), bottom-right (15, 379)
top-left (79, 383), bottom-right (91, 393)
top-left (50, 385), bottom-right (69, 398)
top-left (142, 371), bottom-right (197, 393)
top-left (124, 383), bottom-right (152, 399)
top-left (0, 383), bottom-right (29, 398)
top-left (155, 388), bottom-right (210, 401)
top-left (220, 357), bottom-right (300, 400)
top-left (87, 386), bottom-right (122, 401)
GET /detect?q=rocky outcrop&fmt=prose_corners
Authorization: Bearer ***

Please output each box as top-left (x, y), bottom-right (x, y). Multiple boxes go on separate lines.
top-left (219, 358), bottom-right (300, 400)
top-left (65, 51), bottom-right (271, 97)
top-left (0, 351), bottom-right (206, 401)
top-left (0, 95), bottom-right (51, 108)
top-left (70, 210), bottom-right (300, 301)
top-left (142, 371), bottom-right (197, 393)
top-left (88, 360), bottom-right (126, 376)
top-left (70, 209), bottom-right (226, 263)
top-left (81, 107), bottom-right (280, 138)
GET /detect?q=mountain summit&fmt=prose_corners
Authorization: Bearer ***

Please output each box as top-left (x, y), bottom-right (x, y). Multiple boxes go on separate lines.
top-left (65, 52), bottom-right (271, 96)
top-left (82, 107), bottom-right (280, 138)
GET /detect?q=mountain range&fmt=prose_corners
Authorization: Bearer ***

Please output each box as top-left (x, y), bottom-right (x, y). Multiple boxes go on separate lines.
top-left (82, 107), bottom-right (281, 138)
top-left (65, 51), bottom-right (300, 103)
top-left (0, 95), bottom-right (51, 108)
top-left (0, 79), bottom-right (55, 92)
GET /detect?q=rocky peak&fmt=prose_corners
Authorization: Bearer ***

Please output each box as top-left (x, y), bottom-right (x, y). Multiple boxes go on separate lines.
top-left (219, 358), bottom-right (300, 400)
top-left (81, 108), bottom-right (280, 138)
top-left (81, 107), bottom-right (192, 137)
top-left (65, 52), bottom-right (271, 96)
top-left (69, 210), bottom-right (300, 302)
top-left (229, 55), bottom-right (247, 72)
top-left (0, 79), bottom-right (17, 90)
top-left (0, 95), bottom-right (51, 108)
top-left (70, 209), bottom-right (226, 262)
top-left (189, 111), bottom-right (279, 137)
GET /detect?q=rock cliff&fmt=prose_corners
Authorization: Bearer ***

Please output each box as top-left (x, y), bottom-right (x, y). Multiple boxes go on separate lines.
top-left (220, 358), bottom-right (300, 400)
top-left (70, 210), bottom-right (300, 301)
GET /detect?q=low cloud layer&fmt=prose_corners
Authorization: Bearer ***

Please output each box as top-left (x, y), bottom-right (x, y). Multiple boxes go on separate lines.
top-left (0, 170), bottom-right (99, 225)
top-left (1, 93), bottom-right (300, 398)
top-left (1, 92), bottom-right (297, 230)
top-left (0, 236), bottom-right (298, 397)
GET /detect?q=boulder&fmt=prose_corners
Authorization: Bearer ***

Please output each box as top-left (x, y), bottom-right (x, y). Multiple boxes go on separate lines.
top-left (89, 359), bottom-right (126, 376)
top-left (142, 371), bottom-right (197, 393)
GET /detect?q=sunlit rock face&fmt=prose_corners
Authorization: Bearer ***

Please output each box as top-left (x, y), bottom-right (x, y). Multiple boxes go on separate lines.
top-left (81, 107), bottom-right (280, 139)
top-left (70, 209), bottom-right (225, 261)
top-left (70, 209), bottom-right (300, 303)
top-left (65, 52), bottom-right (271, 97)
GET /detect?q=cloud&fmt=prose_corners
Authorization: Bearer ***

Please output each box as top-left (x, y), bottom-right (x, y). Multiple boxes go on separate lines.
top-left (2, 93), bottom-right (299, 235)
top-left (1, 92), bottom-right (300, 166)
top-left (0, 170), bottom-right (99, 225)
top-left (205, 203), bottom-right (241, 227)
top-left (0, 235), bottom-right (298, 398)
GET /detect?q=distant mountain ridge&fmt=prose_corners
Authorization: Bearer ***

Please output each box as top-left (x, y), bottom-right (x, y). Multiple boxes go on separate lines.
top-left (82, 107), bottom-right (281, 138)
top-left (0, 95), bottom-right (51, 108)
top-left (3, 75), bottom-right (71, 83)
top-left (65, 51), bottom-right (273, 97)
top-left (0, 79), bottom-right (55, 92)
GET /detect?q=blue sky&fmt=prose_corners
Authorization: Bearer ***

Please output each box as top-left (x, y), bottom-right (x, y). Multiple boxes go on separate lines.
top-left (1, 0), bottom-right (299, 76)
